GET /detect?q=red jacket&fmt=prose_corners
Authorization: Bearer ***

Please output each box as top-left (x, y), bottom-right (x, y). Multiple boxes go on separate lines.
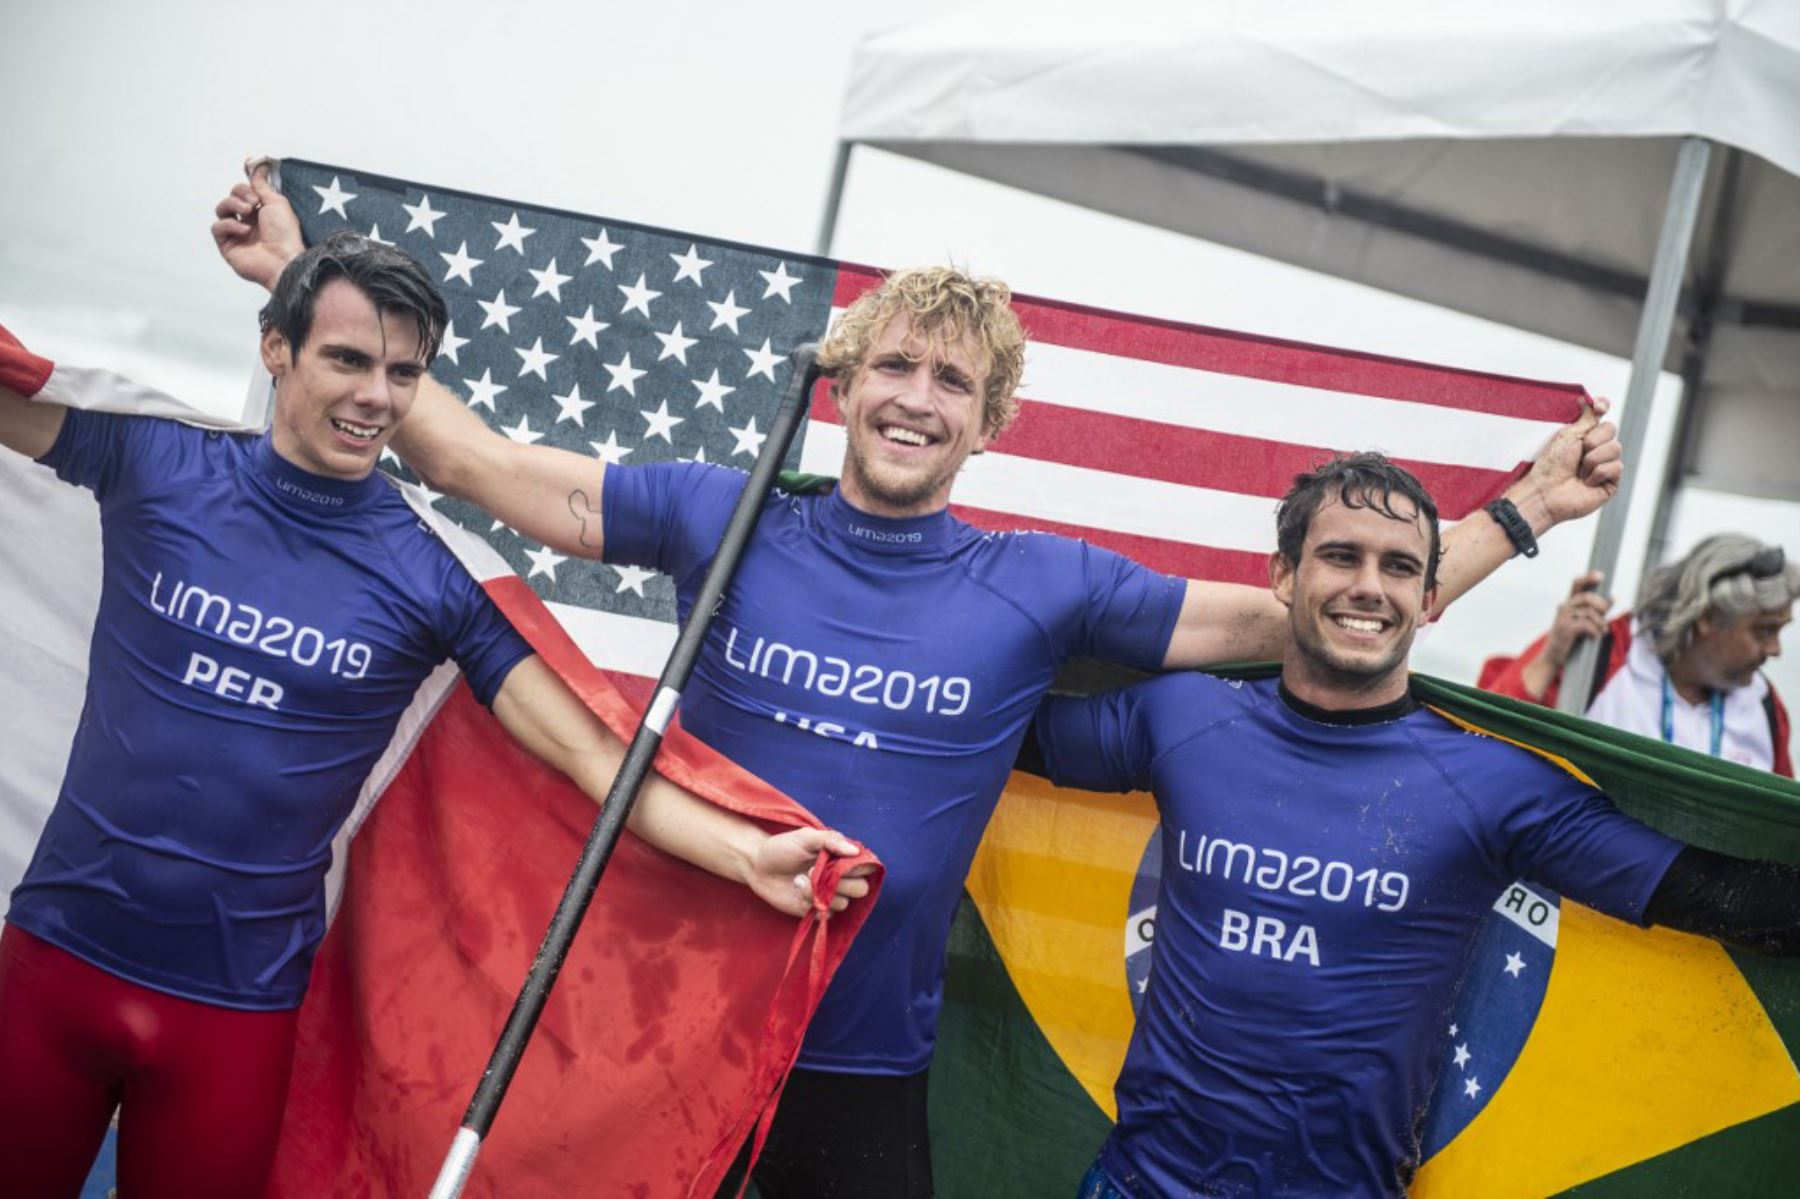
top-left (1480, 612), bottom-right (1793, 779)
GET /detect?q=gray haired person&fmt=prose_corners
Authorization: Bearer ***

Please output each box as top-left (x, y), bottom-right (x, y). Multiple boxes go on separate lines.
top-left (1483, 534), bottom-right (1799, 775)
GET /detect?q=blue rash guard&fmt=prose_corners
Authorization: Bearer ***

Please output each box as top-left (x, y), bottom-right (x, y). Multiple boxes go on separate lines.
top-left (603, 461), bottom-right (1185, 1073)
top-left (8, 410), bottom-right (531, 1010)
top-left (1037, 673), bottom-right (1684, 1199)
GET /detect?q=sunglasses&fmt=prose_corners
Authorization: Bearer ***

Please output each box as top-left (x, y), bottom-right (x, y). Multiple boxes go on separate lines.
top-left (1712, 545), bottom-right (1785, 585)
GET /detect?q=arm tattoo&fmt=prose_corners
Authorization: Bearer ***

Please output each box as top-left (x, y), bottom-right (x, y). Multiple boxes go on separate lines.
top-left (568, 488), bottom-right (603, 551)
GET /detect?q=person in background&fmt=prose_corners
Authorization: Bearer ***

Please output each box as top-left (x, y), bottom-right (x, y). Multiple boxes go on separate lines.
top-left (1481, 535), bottom-right (1797, 776)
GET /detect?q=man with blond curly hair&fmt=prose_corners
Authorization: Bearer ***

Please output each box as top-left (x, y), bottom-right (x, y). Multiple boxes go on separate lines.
top-left (214, 171), bottom-right (1626, 1196)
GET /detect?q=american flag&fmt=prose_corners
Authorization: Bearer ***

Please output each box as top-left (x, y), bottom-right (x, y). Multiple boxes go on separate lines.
top-left (276, 157), bottom-right (1584, 680)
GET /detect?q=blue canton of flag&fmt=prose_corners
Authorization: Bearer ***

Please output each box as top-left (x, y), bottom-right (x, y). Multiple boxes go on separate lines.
top-left (277, 160), bottom-right (838, 625)
top-left (1418, 880), bottom-right (1560, 1158)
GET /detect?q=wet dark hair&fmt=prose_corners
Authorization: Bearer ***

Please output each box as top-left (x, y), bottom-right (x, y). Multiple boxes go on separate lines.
top-left (1274, 452), bottom-right (1442, 590)
top-left (259, 231), bottom-right (446, 362)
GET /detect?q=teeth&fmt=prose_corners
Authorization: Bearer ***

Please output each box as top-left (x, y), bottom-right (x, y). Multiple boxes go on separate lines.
top-left (332, 418), bottom-right (380, 440)
top-left (881, 426), bottom-right (928, 447)
top-left (1335, 616), bottom-right (1384, 634)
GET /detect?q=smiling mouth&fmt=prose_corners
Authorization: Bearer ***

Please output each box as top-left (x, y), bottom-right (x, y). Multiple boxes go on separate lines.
top-left (331, 417), bottom-right (382, 444)
top-left (878, 424), bottom-right (935, 448)
top-left (1331, 614), bottom-right (1389, 635)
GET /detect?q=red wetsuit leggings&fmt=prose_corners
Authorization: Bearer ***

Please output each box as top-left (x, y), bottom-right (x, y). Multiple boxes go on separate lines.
top-left (0, 923), bottom-right (300, 1199)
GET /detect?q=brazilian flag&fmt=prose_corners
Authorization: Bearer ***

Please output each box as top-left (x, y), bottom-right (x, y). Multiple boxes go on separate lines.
top-left (929, 667), bottom-right (1800, 1198)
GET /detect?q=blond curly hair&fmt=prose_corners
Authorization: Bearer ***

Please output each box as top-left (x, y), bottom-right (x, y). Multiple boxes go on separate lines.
top-left (817, 266), bottom-right (1027, 438)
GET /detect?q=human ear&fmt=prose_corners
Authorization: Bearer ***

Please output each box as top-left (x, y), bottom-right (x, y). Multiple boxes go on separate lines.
top-left (260, 326), bottom-right (292, 378)
top-left (1269, 551), bottom-right (1295, 608)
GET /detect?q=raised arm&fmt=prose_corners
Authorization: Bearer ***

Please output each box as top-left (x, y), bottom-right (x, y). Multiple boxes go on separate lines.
top-left (212, 162), bottom-right (613, 559)
top-left (1161, 402), bottom-right (1623, 669)
top-left (490, 654), bottom-right (872, 917)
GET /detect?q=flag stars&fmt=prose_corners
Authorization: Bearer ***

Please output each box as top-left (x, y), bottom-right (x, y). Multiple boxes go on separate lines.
top-left (669, 244), bottom-right (714, 286)
top-left (552, 383), bottom-right (594, 425)
top-left (729, 416), bottom-right (766, 459)
top-left (612, 564), bottom-right (657, 598)
top-left (1463, 1076), bottom-right (1482, 1100)
top-left (440, 241), bottom-right (483, 286)
top-left (640, 400), bottom-right (684, 442)
top-left (1502, 952), bottom-right (1526, 978)
top-left (691, 369), bottom-right (735, 412)
top-left (437, 321), bottom-right (469, 365)
top-left (744, 338), bottom-right (783, 381)
top-left (1448, 1024), bottom-right (1459, 1038)
top-left (590, 430), bottom-right (629, 465)
top-left (402, 193), bottom-right (446, 237)
top-left (528, 259), bottom-right (573, 302)
top-left (503, 415), bottom-right (544, 445)
top-left (463, 369), bottom-right (507, 411)
top-left (688, 445), bottom-right (709, 464)
top-left (1452, 1044), bottom-right (1471, 1070)
top-left (581, 228), bottom-right (623, 269)
top-left (524, 545), bottom-right (566, 581)
top-left (366, 224), bottom-right (393, 246)
top-left (565, 305), bottom-right (609, 349)
top-left (706, 290), bottom-right (751, 334)
top-left (654, 322), bottom-right (698, 365)
top-left (312, 175), bottom-right (356, 217)
top-left (603, 352), bottom-right (646, 395)
top-left (491, 212), bottom-right (536, 254)
top-left (478, 289), bottom-right (521, 334)
top-left (758, 262), bottom-right (801, 303)
top-left (618, 273), bottom-right (663, 318)
top-left (514, 338), bottom-right (559, 381)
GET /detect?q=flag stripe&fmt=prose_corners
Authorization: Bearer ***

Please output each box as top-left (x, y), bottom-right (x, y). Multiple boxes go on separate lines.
top-left (947, 503), bottom-right (1270, 585)
top-left (808, 389), bottom-right (1522, 519)
top-left (829, 271), bottom-right (1584, 424)
top-left (796, 420), bottom-right (1285, 553)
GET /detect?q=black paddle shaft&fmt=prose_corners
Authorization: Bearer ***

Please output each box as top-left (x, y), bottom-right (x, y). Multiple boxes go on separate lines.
top-left (438, 343), bottom-right (822, 1180)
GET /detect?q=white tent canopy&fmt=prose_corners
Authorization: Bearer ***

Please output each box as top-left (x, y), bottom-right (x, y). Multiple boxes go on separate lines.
top-left (832, 0), bottom-right (1800, 516)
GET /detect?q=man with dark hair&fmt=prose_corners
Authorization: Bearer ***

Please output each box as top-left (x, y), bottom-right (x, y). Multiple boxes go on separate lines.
top-left (0, 232), bottom-right (868, 1198)
top-left (213, 169), bottom-right (1628, 1197)
top-left (1034, 454), bottom-right (1800, 1198)
top-left (1483, 536), bottom-right (1797, 775)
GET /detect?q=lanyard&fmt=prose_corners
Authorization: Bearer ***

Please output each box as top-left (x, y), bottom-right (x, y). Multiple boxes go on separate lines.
top-left (1661, 677), bottom-right (1724, 757)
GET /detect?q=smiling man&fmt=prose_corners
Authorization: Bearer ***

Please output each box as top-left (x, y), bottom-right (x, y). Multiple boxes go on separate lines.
top-left (1033, 455), bottom-right (1800, 1199)
top-left (212, 169), bottom-right (1629, 1196)
top-left (0, 232), bottom-right (869, 1199)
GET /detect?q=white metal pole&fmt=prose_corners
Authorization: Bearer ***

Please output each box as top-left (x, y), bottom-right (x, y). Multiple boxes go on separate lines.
top-left (1558, 136), bottom-right (1713, 713)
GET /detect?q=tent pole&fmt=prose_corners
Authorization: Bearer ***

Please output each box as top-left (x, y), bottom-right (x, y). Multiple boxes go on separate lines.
top-left (815, 140), bottom-right (854, 257)
top-left (1646, 147), bottom-right (1744, 567)
top-left (1558, 136), bottom-right (1713, 714)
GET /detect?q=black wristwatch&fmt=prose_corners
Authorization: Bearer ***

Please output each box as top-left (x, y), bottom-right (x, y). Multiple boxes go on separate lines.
top-left (1483, 498), bottom-right (1539, 558)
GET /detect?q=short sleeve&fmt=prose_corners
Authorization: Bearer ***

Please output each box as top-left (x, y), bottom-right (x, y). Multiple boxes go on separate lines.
top-left (1496, 763), bottom-right (1685, 927)
top-left (1036, 686), bottom-right (1156, 795)
top-left (601, 461), bottom-right (745, 579)
top-left (438, 571), bottom-right (535, 708)
top-left (38, 407), bottom-right (149, 501)
top-left (1074, 542), bottom-right (1186, 670)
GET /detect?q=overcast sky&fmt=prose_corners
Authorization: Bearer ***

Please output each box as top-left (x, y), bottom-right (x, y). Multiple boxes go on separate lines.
top-left (3, 0), bottom-right (1794, 712)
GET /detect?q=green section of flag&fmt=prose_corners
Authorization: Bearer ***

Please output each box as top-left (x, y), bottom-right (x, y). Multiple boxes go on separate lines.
top-left (1554, 1101), bottom-right (1800, 1198)
top-left (931, 898), bottom-right (1112, 1197)
top-left (1409, 673), bottom-right (1800, 866)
